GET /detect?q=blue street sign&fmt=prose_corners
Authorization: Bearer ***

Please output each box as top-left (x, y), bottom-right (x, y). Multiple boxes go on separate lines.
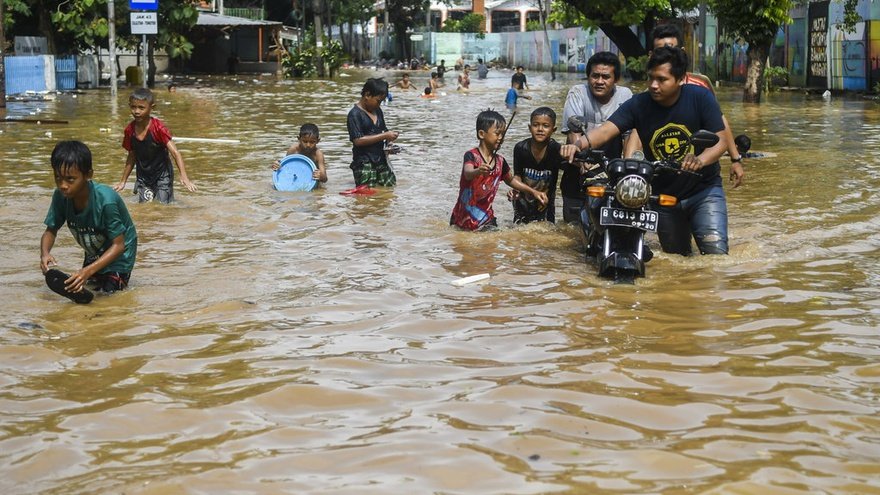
top-left (129, 0), bottom-right (158, 11)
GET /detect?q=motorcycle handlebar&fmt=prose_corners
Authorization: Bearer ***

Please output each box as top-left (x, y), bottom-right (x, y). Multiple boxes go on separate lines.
top-left (572, 149), bottom-right (608, 164)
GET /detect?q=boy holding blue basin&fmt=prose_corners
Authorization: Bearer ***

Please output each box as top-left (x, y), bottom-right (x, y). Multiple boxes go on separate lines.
top-left (271, 123), bottom-right (328, 184)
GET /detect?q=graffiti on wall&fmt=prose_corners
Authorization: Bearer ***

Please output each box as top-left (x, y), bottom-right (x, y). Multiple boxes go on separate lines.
top-left (810, 15), bottom-right (828, 78)
top-left (828, 22), bottom-right (867, 90)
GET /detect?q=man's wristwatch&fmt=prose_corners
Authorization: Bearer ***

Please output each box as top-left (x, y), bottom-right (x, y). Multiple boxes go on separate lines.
top-left (730, 156), bottom-right (743, 163)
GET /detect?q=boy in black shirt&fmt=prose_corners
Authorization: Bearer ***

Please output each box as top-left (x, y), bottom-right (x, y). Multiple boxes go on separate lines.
top-left (510, 107), bottom-right (577, 223)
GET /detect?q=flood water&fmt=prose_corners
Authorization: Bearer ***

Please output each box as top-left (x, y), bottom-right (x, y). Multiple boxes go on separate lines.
top-left (2, 68), bottom-right (880, 494)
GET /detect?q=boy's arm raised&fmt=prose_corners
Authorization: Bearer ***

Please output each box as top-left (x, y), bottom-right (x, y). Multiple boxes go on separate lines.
top-left (167, 140), bottom-right (197, 192)
top-left (114, 151), bottom-right (136, 192)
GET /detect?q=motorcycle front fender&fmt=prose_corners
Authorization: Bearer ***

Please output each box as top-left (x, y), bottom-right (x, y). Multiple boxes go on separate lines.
top-left (597, 226), bottom-right (647, 280)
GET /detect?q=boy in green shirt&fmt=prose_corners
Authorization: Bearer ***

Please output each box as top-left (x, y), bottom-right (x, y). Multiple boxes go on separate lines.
top-left (40, 141), bottom-right (138, 301)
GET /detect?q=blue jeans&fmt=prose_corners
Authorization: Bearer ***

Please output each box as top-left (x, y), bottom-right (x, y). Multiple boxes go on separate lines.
top-left (656, 184), bottom-right (728, 255)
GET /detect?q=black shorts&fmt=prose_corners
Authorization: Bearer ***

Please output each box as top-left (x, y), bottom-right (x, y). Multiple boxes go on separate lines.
top-left (90, 272), bottom-right (131, 292)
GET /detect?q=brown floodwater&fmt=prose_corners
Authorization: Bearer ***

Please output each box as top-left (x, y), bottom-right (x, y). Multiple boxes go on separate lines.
top-left (2, 68), bottom-right (880, 494)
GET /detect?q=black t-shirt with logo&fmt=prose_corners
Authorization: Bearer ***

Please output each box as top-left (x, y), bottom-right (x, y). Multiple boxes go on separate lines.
top-left (609, 84), bottom-right (724, 199)
top-left (512, 138), bottom-right (564, 223)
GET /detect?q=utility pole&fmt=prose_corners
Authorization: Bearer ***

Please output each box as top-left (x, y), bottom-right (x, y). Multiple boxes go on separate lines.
top-left (108, 0), bottom-right (118, 98)
top-left (1, 0), bottom-right (7, 108)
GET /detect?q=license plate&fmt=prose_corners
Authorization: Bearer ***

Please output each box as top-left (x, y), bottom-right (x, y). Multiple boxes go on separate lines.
top-left (600, 207), bottom-right (658, 232)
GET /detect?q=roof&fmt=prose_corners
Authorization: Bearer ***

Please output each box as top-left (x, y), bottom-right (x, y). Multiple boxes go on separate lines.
top-left (196, 12), bottom-right (281, 27)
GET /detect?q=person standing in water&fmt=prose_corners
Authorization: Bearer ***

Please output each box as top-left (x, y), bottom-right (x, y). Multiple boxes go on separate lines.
top-left (560, 51), bottom-right (633, 223)
top-left (450, 109), bottom-right (547, 231)
top-left (346, 78), bottom-right (400, 187)
top-left (114, 88), bottom-right (196, 203)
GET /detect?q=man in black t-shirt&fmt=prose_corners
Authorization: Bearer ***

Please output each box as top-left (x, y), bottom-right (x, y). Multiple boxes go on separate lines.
top-left (565, 47), bottom-right (729, 256)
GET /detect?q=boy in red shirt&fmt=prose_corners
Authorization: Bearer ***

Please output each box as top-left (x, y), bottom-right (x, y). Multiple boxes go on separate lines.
top-left (114, 88), bottom-right (196, 203)
top-left (450, 109), bottom-right (548, 231)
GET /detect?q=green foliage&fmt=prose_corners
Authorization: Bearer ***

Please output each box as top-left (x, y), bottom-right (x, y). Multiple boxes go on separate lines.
top-left (526, 20), bottom-right (542, 32)
top-left (441, 13), bottom-right (485, 34)
top-left (873, 82), bottom-right (880, 95)
top-left (333, 0), bottom-right (376, 24)
top-left (547, 0), bottom-right (590, 28)
top-left (322, 37), bottom-right (345, 73)
top-left (840, 0), bottom-right (860, 34)
top-left (2, 0), bottom-right (32, 32)
top-left (156, 2), bottom-right (199, 59)
top-left (763, 65), bottom-right (788, 91)
top-left (562, 0), bottom-right (699, 30)
top-left (4, 0), bottom-right (197, 59)
top-left (710, 0), bottom-right (793, 48)
top-left (282, 28), bottom-right (317, 77)
top-left (50, 1), bottom-right (111, 53)
top-left (626, 55), bottom-right (648, 80)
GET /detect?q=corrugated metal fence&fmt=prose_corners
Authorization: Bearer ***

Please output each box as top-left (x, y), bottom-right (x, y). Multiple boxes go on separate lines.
top-left (55, 56), bottom-right (77, 90)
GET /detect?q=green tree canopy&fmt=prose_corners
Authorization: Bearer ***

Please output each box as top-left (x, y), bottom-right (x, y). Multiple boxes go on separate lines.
top-left (440, 13), bottom-right (484, 34)
top-left (2, 0), bottom-right (197, 58)
top-left (560, 0), bottom-right (699, 57)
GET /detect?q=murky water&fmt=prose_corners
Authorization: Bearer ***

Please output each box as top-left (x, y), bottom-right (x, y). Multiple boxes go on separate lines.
top-left (2, 69), bottom-right (880, 494)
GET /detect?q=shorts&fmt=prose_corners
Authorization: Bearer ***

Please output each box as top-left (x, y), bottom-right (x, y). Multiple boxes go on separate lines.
top-left (351, 157), bottom-right (396, 187)
top-left (83, 256), bottom-right (131, 292)
top-left (135, 174), bottom-right (174, 203)
top-left (90, 272), bottom-right (131, 292)
top-left (449, 214), bottom-right (498, 231)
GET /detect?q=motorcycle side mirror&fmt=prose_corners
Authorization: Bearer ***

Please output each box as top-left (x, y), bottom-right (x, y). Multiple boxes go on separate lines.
top-left (689, 130), bottom-right (720, 148)
top-left (567, 116), bottom-right (587, 134)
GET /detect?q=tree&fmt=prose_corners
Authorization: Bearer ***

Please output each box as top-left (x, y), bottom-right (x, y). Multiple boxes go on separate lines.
top-left (709, 0), bottom-right (792, 103)
top-left (332, 0), bottom-right (374, 61)
top-left (386, 0), bottom-right (429, 61)
top-left (440, 13), bottom-right (483, 34)
top-left (711, 0), bottom-right (860, 103)
top-left (560, 0), bottom-right (699, 58)
top-left (312, 0), bottom-right (324, 76)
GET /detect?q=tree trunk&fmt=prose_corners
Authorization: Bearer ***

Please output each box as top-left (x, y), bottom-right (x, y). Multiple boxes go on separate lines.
top-left (743, 42), bottom-right (769, 103)
top-left (36, 0), bottom-right (57, 54)
top-left (537, 0), bottom-right (555, 80)
top-left (395, 24), bottom-right (408, 62)
top-left (599, 22), bottom-right (648, 58)
top-left (325, 6), bottom-right (332, 42)
top-left (312, 0), bottom-right (325, 77)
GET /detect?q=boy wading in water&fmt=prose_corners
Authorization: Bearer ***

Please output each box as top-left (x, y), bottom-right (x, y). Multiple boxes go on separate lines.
top-left (450, 109), bottom-right (548, 231)
top-left (509, 107), bottom-right (577, 224)
top-left (271, 123), bottom-right (329, 184)
top-left (115, 88), bottom-right (196, 203)
top-left (41, 141), bottom-right (138, 299)
top-left (346, 78), bottom-right (400, 187)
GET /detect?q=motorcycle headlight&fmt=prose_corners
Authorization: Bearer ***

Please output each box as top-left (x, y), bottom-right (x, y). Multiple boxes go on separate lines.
top-left (615, 175), bottom-right (651, 208)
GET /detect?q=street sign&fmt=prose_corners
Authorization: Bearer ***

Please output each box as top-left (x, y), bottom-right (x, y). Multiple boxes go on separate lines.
top-left (130, 12), bottom-right (158, 35)
top-left (129, 0), bottom-right (158, 10)
top-left (410, 34), bottom-right (424, 41)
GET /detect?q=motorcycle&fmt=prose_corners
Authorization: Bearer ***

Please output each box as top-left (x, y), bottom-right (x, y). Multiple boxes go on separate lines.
top-left (567, 117), bottom-right (720, 283)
